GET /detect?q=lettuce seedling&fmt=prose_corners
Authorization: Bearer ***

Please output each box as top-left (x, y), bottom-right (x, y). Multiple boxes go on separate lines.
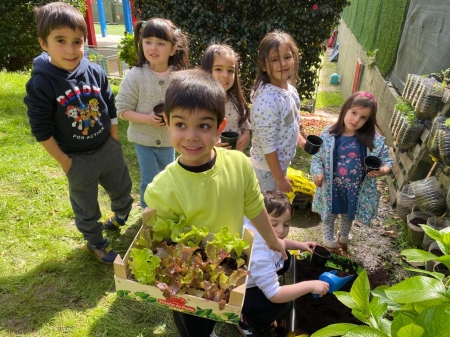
top-left (209, 226), bottom-right (249, 257)
top-left (129, 247), bottom-right (161, 285)
top-left (152, 215), bottom-right (186, 242)
top-left (177, 225), bottom-right (210, 247)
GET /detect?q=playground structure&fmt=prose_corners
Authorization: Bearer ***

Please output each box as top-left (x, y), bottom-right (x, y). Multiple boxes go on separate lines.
top-left (84, 46), bottom-right (127, 76)
top-left (85, 0), bottom-right (137, 47)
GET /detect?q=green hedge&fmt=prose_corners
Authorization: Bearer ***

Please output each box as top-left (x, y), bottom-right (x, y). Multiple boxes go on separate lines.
top-left (134, 0), bottom-right (350, 99)
top-left (341, 0), bottom-right (409, 76)
top-left (0, 0), bottom-right (86, 72)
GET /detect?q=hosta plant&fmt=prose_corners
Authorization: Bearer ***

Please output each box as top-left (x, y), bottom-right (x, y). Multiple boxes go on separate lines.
top-left (128, 218), bottom-right (250, 309)
top-left (311, 269), bottom-right (450, 337)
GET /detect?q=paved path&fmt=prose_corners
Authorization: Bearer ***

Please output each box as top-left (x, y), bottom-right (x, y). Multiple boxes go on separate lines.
top-left (93, 34), bottom-right (123, 48)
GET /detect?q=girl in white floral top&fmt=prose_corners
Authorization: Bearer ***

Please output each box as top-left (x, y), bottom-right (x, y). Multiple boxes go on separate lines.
top-left (201, 44), bottom-right (251, 151)
top-left (311, 92), bottom-right (393, 257)
top-left (249, 31), bottom-right (307, 193)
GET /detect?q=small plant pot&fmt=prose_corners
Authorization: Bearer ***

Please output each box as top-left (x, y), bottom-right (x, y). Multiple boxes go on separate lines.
top-left (425, 241), bottom-right (442, 272)
top-left (364, 156), bottom-right (382, 173)
top-left (433, 262), bottom-right (450, 276)
top-left (407, 210), bottom-right (435, 247)
top-left (220, 131), bottom-right (239, 149)
top-left (153, 103), bottom-right (165, 125)
top-left (304, 135), bottom-right (323, 155)
top-left (310, 245), bottom-right (331, 268)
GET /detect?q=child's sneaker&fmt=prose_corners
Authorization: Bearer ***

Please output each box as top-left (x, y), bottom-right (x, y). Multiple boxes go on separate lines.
top-left (83, 239), bottom-right (117, 264)
top-left (103, 213), bottom-right (128, 231)
top-left (237, 319), bottom-right (265, 337)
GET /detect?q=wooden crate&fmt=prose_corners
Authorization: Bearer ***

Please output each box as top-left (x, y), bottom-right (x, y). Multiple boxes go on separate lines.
top-left (114, 208), bottom-right (254, 324)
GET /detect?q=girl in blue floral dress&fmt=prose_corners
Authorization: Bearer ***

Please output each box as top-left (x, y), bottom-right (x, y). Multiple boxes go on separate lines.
top-left (310, 92), bottom-right (393, 257)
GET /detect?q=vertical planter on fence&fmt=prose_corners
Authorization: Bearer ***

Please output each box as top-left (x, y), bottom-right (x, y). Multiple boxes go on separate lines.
top-left (395, 120), bottom-right (424, 152)
top-left (427, 116), bottom-right (447, 159)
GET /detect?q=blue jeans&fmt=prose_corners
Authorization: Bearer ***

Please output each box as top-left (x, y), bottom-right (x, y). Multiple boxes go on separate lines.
top-left (134, 144), bottom-right (174, 208)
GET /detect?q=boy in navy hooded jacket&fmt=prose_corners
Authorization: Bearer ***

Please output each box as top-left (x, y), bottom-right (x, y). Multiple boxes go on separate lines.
top-left (24, 2), bottom-right (133, 264)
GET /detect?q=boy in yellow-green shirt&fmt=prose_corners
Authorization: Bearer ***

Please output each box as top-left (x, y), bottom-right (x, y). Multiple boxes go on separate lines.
top-left (144, 69), bottom-right (286, 337)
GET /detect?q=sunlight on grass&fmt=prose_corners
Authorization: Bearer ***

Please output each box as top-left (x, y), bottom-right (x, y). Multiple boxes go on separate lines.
top-left (315, 91), bottom-right (344, 111)
top-left (94, 24), bottom-right (126, 36)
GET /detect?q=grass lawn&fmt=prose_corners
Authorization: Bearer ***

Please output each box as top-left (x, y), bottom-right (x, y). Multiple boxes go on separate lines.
top-left (0, 70), bottom-right (332, 336)
top-left (94, 24), bottom-right (127, 36)
top-left (0, 71), bottom-right (246, 337)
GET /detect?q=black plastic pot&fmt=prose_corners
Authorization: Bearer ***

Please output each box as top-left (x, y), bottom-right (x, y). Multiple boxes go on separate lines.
top-left (407, 210), bottom-right (435, 247)
top-left (310, 245), bottom-right (331, 268)
top-left (304, 135), bottom-right (323, 155)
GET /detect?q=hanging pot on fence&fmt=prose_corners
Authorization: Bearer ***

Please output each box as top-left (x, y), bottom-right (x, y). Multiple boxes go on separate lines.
top-left (413, 78), bottom-right (443, 120)
top-left (438, 120), bottom-right (450, 166)
top-left (403, 74), bottom-right (422, 102)
top-left (392, 113), bottom-right (406, 139)
top-left (389, 109), bottom-right (402, 136)
top-left (427, 116), bottom-right (447, 159)
top-left (396, 120), bottom-right (425, 152)
top-left (395, 184), bottom-right (416, 222)
top-left (410, 177), bottom-right (447, 216)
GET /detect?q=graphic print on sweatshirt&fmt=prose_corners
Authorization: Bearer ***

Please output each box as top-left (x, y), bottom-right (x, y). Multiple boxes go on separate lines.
top-left (59, 85), bottom-right (105, 139)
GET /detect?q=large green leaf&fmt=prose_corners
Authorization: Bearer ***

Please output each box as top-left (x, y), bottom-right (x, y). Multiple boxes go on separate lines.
top-left (396, 324), bottom-right (424, 337)
top-left (342, 325), bottom-right (388, 336)
top-left (384, 276), bottom-right (447, 303)
top-left (416, 304), bottom-right (450, 337)
top-left (310, 323), bottom-right (360, 337)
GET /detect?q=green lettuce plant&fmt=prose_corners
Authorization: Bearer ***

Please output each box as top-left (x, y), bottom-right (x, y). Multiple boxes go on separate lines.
top-left (128, 223), bottom-right (250, 308)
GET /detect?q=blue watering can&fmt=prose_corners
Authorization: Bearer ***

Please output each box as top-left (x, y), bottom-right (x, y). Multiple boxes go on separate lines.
top-left (313, 270), bottom-right (354, 298)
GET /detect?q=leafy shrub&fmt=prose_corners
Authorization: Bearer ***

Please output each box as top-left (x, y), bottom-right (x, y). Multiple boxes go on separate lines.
top-left (133, 0), bottom-right (350, 99)
top-left (0, 0), bottom-right (86, 71)
top-left (117, 32), bottom-right (138, 68)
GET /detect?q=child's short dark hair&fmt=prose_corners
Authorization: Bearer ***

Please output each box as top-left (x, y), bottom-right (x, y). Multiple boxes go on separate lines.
top-left (262, 190), bottom-right (293, 217)
top-left (164, 69), bottom-right (226, 127)
top-left (35, 2), bottom-right (87, 42)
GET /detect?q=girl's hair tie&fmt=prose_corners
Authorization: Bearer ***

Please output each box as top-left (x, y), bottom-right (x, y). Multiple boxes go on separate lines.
top-left (213, 46), bottom-right (219, 53)
top-left (142, 21), bottom-right (147, 27)
top-left (356, 92), bottom-right (377, 104)
top-left (175, 28), bottom-right (181, 34)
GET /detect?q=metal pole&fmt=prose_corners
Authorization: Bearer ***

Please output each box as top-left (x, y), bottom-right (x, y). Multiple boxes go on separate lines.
top-left (97, 0), bottom-right (107, 37)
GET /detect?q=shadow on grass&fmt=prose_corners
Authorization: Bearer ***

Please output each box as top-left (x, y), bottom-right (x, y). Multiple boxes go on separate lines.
top-left (0, 217), bottom-right (144, 335)
top-left (88, 296), bottom-right (179, 337)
